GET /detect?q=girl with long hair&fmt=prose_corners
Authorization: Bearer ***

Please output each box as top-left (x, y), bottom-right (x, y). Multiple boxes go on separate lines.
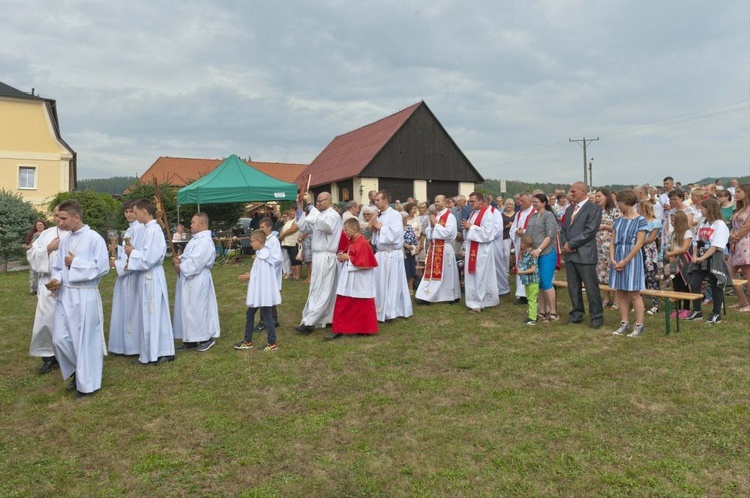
top-left (638, 200), bottom-right (663, 314)
top-left (686, 198), bottom-right (731, 323)
top-left (663, 211), bottom-right (693, 316)
top-left (594, 188), bottom-right (620, 308)
top-left (728, 184), bottom-right (750, 311)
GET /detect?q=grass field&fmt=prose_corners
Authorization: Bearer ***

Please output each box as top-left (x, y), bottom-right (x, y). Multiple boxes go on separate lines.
top-left (1, 258), bottom-right (748, 497)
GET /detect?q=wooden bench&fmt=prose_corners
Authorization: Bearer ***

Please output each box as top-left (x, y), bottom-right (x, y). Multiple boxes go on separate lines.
top-left (552, 280), bottom-right (703, 335)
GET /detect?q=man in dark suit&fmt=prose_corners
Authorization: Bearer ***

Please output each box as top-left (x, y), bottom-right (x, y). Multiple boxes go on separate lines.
top-left (560, 182), bottom-right (604, 328)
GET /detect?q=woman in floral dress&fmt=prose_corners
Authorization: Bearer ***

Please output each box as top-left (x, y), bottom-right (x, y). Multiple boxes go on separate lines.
top-left (728, 184), bottom-right (750, 311)
top-left (594, 188), bottom-right (620, 308)
top-left (638, 200), bottom-right (663, 315)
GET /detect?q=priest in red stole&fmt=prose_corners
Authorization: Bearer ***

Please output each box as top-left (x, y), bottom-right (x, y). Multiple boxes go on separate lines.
top-left (326, 218), bottom-right (379, 340)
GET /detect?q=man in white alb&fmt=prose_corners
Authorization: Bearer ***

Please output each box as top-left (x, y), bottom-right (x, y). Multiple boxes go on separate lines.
top-left (371, 190), bottom-right (413, 321)
top-left (461, 192), bottom-right (499, 312)
top-left (295, 192), bottom-right (343, 334)
top-left (509, 192), bottom-right (535, 305)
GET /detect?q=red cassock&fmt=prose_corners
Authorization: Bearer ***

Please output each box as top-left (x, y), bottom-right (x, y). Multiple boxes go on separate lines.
top-left (332, 234), bottom-right (379, 335)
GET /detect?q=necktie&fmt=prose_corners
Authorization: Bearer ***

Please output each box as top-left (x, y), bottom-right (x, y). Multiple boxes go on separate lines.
top-left (571, 203), bottom-right (580, 222)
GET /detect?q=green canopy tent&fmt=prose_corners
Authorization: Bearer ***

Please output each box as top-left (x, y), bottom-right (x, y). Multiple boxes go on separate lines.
top-left (177, 154), bottom-right (298, 209)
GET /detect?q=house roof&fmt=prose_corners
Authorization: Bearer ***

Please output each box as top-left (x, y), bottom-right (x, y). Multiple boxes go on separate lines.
top-left (0, 81), bottom-right (46, 101)
top-left (138, 156), bottom-right (307, 188)
top-left (299, 102), bottom-right (423, 187)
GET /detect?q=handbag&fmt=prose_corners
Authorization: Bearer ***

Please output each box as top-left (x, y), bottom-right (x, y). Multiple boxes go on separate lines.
top-left (555, 233), bottom-right (563, 271)
top-left (295, 243), bottom-right (304, 262)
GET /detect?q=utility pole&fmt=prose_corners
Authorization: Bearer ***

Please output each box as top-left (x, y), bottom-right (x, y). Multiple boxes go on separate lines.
top-left (569, 137), bottom-right (599, 188)
top-left (589, 158), bottom-right (594, 188)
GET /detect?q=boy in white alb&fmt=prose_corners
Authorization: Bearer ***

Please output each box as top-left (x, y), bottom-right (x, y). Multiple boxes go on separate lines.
top-left (235, 230), bottom-right (281, 352)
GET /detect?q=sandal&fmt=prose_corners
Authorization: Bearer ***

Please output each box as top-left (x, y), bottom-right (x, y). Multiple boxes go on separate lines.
top-left (739, 305), bottom-right (750, 313)
top-left (548, 313), bottom-right (560, 322)
top-left (646, 306), bottom-right (659, 315)
top-left (610, 302), bottom-right (619, 310)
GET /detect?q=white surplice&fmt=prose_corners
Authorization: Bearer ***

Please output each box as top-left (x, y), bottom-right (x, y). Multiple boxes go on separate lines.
top-left (246, 246), bottom-right (281, 307)
top-left (491, 207), bottom-right (510, 296)
top-left (415, 208), bottom-right (461, 303)
top-left (51, 225), bottom-right (109, 394)
top-left (108, 220), bottom-right (143, 355)
top-left (173, 230), bottom-right (220, 343)
top-left (464, 208), bottom-right (499, 310)
top-left (296, 206), bottom-right (342, 327)
top-left (509, 206), bottom-right (534, 298)
top-left (126, 219), bottom-right (175, 363)
top-left (372, 207), bottom-right (413, 321)
top-left (27, 226), bottom-right (69, 357)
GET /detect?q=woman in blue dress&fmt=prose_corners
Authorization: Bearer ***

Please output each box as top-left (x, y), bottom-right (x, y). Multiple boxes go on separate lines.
top-left (609, 189), bottom-right (649, 337)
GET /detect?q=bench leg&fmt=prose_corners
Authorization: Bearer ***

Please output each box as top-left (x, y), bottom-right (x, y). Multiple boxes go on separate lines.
top-left (664, 298), bottom-right (672, 335)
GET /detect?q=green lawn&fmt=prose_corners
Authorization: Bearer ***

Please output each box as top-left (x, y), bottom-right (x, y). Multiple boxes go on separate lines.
top-left (1, 259), bottom-right (748, 497)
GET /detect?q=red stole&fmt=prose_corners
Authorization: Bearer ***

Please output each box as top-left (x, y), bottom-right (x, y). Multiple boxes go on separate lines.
top-left (515, 208), bottom-right (535, 262)
top-left (424, 210), bottom-right (451, 280)
top-left (468, 207), bottom-right (488, 274)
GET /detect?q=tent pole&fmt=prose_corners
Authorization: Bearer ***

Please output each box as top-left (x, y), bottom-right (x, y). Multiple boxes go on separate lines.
top-left (177, 205), bottom-right (180, 227)
top-left (198, 203), bottom-right (201, 213)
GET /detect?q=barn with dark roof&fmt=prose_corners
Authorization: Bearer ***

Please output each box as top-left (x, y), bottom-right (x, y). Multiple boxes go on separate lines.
top-left (298, 101), bottom-right (483, 204)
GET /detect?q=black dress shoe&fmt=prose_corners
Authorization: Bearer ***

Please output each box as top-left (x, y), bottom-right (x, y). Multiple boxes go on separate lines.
top-left (175, 342), bottom-right (198, 351)
top-left (294, 325), bottom-right (314, 335)
top-left (324, 332), bottom-right (343, 341)
top-left (414, 298), bottom-right (431, 305)
top-left (75, 390), bottom-right (93, 400)
top-left (514, 297), bottom-right (528, 305)
top-left (37, 358), bottom-right (59, 374)
top-left (564, 319), bottom-right (583, 325)
top-left (66, 376), bottom-right (77, 391)
top-left (590, 323), bottom-right (603, 329)
top-left (154, 355), bottom-right (175, 365)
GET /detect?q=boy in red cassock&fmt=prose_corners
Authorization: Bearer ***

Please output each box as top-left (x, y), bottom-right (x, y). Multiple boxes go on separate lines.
top-left (326, 218), bottom-right (379, 340)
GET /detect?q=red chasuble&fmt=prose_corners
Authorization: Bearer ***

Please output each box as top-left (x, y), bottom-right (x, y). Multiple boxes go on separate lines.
top-left (467, 207), bottom-right (488, 274)
top-left (424, 210), bottom-right (451, 281)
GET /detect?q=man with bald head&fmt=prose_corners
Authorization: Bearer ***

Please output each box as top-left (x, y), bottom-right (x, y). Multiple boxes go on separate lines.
top-left (295, 192), bottom-right (343, 334)
top-left (560, 182), bottom-right (604, 328)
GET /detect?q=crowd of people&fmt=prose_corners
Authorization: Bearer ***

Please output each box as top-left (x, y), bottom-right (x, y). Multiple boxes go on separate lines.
top-left (24, 177), bottom-right (750, 398)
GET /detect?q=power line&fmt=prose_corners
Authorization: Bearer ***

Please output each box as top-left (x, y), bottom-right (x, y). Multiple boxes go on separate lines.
top-left (569, 137), bottom-right (598, 187)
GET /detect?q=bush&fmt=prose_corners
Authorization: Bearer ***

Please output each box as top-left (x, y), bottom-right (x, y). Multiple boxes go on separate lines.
top-left (0, 189), bottom-right (39, 271)
top-left (48, 191), bottom-right (121, 236)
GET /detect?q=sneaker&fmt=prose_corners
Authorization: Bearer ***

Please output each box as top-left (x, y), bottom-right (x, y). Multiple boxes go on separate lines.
top-left (613, 322), bottom-right (630, 336)
top-left (646, 306), bottom-right (659, 316)
top-left (233, 341), bottom-right (253, 350)
top-left (262, 343), bottom-right (278, 352)
top-left (678, 309), bottom-right (692, 319)
top-left (523, 317), bottom-right (536, 326)
top-left (684, 311), bottom-right (703, 321)
top-left (627, 324), bottom-right (645, 337)
top-left (197, 339), bottom-right (216, 352)
top-left (704, 313), bottom-right (722, 324)
top-left (670, 310), bottom-right (678, 319)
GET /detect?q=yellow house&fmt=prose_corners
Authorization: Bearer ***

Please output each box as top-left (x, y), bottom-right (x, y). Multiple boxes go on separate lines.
top-left (0, 81), bottom-right (76, 208)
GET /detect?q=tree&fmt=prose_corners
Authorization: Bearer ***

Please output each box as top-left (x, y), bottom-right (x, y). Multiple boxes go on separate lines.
top-left (0, 189), bottom-right (39, 271)
top-left (48, 191), bottom-right (121, 236)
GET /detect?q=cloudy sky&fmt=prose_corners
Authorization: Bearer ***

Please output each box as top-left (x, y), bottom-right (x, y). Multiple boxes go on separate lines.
top-left (2, 0), bottom-right (748, 185)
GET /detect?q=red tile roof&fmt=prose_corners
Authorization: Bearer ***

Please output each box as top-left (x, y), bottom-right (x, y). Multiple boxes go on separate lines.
top-left (300, 102), bottom-right (423, 187)
top-left (138, 157), bottom-right (307, 187)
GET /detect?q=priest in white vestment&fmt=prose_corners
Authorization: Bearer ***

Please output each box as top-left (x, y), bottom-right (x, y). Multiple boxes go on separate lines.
top-left (48, 200), bottom-right (109, 396)
top-left (371, 191), bottom-right (413, 321)
top-left (173, 213), bottom-right (220, 351)
top-left (26, 206), bottom-right (69, 374)
top-left (509, 193), bottom-right (535, 303)
top-left (415, 195), bottom-right (461, 303)
top-left (108, 200), bottom-right (143, 355)
top-left (126, 199), bottom-right (175, 365)
top-left (295, 192), bottom-right (343, 333)
top-left (491, 203), bottom-right (510, 297)
top-left (461, 193), bottom-right (499, 312)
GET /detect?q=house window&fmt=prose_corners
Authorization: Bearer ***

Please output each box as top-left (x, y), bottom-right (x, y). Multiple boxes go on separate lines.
top-left (19, 166), bottom-right (37, 189)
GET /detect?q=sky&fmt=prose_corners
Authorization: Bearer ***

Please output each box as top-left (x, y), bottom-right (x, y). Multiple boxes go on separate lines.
top-left (1, 0), bottom-right (748, 185)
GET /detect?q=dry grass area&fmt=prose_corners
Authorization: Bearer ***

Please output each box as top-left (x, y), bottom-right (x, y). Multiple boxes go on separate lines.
top-left (1, 259), bottom-right (748, 497)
